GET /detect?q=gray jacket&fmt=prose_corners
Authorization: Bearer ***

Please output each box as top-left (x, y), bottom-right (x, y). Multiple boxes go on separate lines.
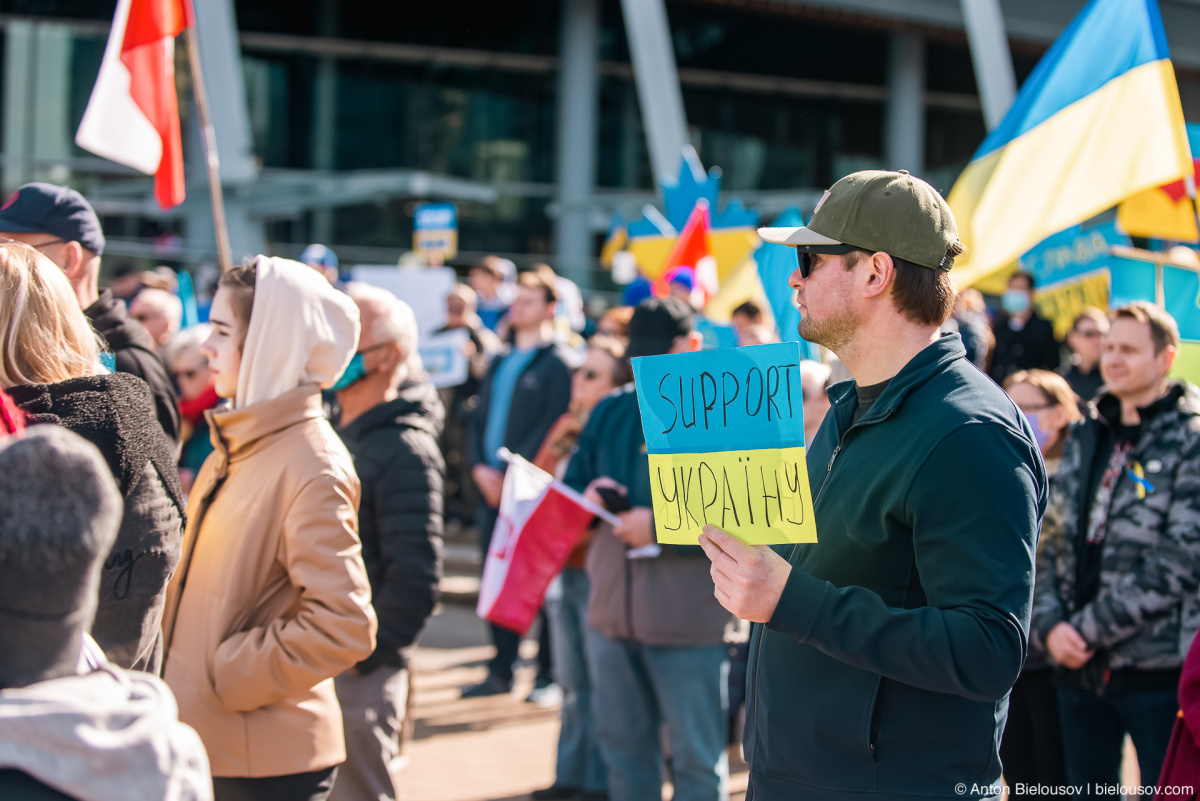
top-left (1032, 381), bottom-right (1200, 676)
top-left (565, 386), bottom-right (731, 646)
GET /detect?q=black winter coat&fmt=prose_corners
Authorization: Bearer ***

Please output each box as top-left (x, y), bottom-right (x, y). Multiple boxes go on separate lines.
top-left (337, 378), bottom-right (445, 671)
top-left (467, 341), bottom-right (574, 468)
top-left (85, 289), bottom-right (181, 444)
top-left (9, 373), bottom-right (185, 673)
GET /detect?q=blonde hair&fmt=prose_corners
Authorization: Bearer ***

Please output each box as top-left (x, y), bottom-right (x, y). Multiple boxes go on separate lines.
top-left (0, 241), bottom-right (102, 388)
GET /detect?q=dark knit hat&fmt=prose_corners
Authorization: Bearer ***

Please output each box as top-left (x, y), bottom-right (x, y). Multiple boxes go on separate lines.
top-left (0, 426), bottom-right (121, 688)
top-left (626, 296), bottom-right (695, 360)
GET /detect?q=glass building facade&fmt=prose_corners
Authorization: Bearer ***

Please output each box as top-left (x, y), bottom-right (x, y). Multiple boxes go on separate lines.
top-left (0, 0), bottom-right (1197, 278)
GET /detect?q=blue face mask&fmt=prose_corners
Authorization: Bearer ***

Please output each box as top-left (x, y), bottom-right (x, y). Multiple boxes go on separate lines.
top-left (1001, 290), bottom-right (1031, 315)
top-left (331, 353), bottom-right (367, 392)
top-left (1024, 409), bottom-right (1051, 451)
top-left (331, 342), bottom-right (393, 392)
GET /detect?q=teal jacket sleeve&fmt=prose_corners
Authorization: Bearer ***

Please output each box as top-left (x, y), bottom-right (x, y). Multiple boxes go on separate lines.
top-left (767, 422), bottom-right (1043, 703)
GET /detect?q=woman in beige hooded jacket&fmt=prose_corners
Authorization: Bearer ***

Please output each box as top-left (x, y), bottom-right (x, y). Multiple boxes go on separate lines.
top-left (161, 257), bottom-right (377, 801)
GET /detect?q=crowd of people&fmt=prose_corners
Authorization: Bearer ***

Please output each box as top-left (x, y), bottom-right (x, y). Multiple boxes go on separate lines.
top-left (1, 171), bottom-right (1200, 801)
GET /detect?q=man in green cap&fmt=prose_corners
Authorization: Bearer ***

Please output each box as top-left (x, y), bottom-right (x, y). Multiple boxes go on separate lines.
top-left (698, 170), bottom-right (1046, 800)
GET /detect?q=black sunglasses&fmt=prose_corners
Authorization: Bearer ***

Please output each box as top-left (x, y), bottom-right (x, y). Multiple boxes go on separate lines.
top-left (796, 245), bottom-right (860, 279)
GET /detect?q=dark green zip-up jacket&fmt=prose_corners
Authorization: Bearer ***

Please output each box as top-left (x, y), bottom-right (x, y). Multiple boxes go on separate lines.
top-left (743, 334), bottom-right (1046, 801)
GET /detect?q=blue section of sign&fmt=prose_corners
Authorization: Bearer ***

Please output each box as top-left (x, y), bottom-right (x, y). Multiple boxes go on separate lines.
top-left (414, 203), bottom-right (457, 232)
top-left (1109, 256), bottom-right (1158, 309)
top-left (632, 341), bottom-right (805, 455)
top-left (695, 318), bottom-right (739, 350)
top-left (1162, 266), bottom-right (1200, 342)
top-left (1019, 218), bottom-right (1131, 289)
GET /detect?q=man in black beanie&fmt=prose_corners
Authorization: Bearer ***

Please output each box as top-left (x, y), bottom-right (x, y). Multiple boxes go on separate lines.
top-left (0, 426), bottom-right (210, 801)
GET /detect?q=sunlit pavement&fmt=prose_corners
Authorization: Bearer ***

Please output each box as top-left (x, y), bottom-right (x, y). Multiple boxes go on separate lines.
top-left (400, 603), bottom-right (749, 801)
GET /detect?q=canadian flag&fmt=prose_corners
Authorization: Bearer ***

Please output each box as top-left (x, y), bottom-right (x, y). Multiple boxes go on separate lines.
top-left (477, 452), bottom-right (608, 634)
top-left (76, 0), bottom-right (191, 209)
top-left (653, 200), bottom-right (719, 306)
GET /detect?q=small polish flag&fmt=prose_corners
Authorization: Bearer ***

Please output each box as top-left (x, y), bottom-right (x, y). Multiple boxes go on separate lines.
top-left (477, 450), bottom-right (618, 634)
top-left (76, 0), bottom-right (191, 209)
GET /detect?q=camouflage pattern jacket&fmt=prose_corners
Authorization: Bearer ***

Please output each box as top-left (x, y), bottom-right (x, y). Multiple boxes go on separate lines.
top-left (1031, 381), bottom-right (1200, 678)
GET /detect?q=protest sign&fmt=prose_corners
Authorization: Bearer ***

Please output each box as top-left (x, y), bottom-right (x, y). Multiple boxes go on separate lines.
top-left (632, 341), bottom-right (818, 546)
top-left (413, 202), bottom-right (458, 261)
top-left (418, 328), bottom-right (470, 388)
top-left (350, 265), bottom-right (456, 336)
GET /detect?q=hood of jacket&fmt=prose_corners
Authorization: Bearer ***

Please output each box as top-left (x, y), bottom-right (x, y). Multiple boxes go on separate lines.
top-left (84, 289), bottom-right (157, 356)
top-left (0, 667), bottom-right (211, 801)
top-left (7, 373), bottom-right (184, 510)
top-left (235, 257), bottom-right (359, 409)
top-left (339, 378), bottom-right (445, 442)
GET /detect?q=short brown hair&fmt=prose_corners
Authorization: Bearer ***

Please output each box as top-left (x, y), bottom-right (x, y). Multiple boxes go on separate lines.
top-left (1004, 369), bottom-right (1082, 425)
top-left (217, 261), bottom-right (258, 349)
top-left (1111, 301), bottom-right (1179, 353)
top-left (845, 249), bottom-right (959, 326)
top-left (518, 270), bottom-right (559, 306)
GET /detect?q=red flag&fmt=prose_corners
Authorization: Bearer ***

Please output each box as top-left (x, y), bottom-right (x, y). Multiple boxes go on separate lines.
top-left (477, 454), bottom-right (598, 634)
top-left (76, 0), bottom-right (191, 209)
top-left (653, 201), bottom-right (718, 304)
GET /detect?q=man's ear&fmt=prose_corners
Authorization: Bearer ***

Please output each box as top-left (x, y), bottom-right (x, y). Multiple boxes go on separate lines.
top-left (60, 241), bottom-right (86, 282)
top-left (379, 342), bottom-right (404, 374)
top-left (1160, 345), bottom-right (1178, 375)
top-left (685, 330), bottom-right (704, 352)
top-left (861, 252), bottom-right (894, 300)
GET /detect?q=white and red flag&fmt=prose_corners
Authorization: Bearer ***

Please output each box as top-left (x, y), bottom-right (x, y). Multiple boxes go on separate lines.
top-left (76, 0), bottom-right (191, 209)
top-left (477, 450), bottom-right (619, 634)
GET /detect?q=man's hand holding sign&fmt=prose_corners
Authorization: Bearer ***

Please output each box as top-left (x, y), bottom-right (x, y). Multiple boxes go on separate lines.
top-left (698, 525), bottom-right (792, 623)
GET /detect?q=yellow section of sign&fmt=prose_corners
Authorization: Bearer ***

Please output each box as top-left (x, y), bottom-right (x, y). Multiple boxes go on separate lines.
top-left (648, 447), bottom-right (818, 545)
top-left (1034, 271), bottom-right (1110, 339)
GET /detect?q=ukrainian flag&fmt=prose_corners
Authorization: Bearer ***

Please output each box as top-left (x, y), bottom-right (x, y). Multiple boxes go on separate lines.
top-left (948, 0), bottom-right (1193, 289)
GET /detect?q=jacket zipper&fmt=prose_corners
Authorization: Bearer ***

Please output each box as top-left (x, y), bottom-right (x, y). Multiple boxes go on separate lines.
top-left (746, 408), bottom-right (895, 788)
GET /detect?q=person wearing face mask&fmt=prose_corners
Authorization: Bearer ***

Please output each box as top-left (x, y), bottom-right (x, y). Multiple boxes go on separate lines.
top-left (988, 271), bottom-right (1061, 385)
top-left (1001, 369), bottom-right (1081, 799)
top-left (161, 257), bottom-right (377, 801)
top-left (327, 284), bottom-right (444, 801)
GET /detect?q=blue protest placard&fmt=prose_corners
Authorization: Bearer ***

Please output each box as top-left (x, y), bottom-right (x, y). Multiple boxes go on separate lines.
top-left (413, 202), bottom-right (458, 260)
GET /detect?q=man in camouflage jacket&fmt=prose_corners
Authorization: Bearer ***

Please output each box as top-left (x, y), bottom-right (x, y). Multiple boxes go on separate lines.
top-left (1031, 302), bottom-right (1200, 793)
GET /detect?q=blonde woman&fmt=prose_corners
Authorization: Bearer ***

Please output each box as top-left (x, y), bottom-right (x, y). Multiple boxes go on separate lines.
top-left (0, 240), bottom-right (184, 673)
top-left (161, 257), bottom-right (376, 801)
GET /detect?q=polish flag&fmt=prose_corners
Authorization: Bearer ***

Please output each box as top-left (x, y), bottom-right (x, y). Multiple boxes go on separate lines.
top-left (76, 0), bottom-right (191, 209)
top-left (477, 451), bottom-right (614, 634)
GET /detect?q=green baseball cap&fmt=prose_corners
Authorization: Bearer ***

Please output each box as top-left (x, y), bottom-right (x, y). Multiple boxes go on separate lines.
top-left (759, 170), bottom-right (963, 271)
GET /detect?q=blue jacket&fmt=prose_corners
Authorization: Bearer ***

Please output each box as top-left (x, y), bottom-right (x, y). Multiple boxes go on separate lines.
top-left (744, 334), bottom-right (1046, 800)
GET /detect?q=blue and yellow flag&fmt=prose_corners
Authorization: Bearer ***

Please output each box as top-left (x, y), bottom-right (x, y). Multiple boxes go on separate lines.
top-left (949, 0), bottom-right (1193, 289)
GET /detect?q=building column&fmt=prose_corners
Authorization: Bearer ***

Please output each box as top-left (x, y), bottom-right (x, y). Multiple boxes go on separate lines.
top-left (885, 30), bottom-right (925, 176)
top-left (619, 0), bottom-right (689, 185)
top-left (310, 0), bottom-right (339, 245)
top-left (3, 21), bottom-right (72, 191)
top-left (960, 0), bottom-right (1017, 130)
top-left (554, 0), bottom-right (601, 287)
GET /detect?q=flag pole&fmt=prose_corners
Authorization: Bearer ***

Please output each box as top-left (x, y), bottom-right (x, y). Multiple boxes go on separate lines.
top-left (183, 13), bottom-right (233, 274)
